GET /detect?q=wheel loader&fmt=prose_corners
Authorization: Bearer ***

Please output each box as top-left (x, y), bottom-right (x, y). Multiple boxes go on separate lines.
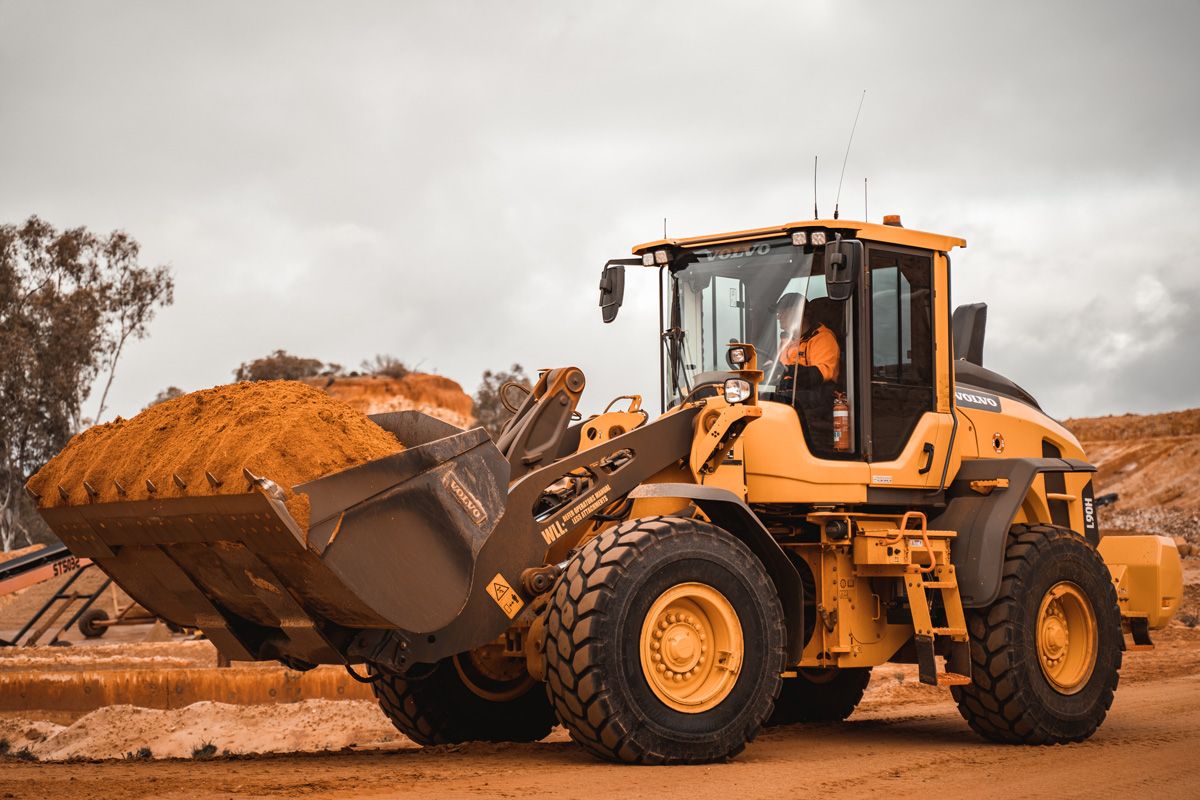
top-left (30, 216), bottom-right (1183, 764)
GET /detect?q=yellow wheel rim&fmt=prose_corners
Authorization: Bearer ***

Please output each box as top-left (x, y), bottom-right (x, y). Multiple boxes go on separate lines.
top-left (1036, 581), bottom-right (1098, 695)
top-left (639, 582), bottom-right (743, 713)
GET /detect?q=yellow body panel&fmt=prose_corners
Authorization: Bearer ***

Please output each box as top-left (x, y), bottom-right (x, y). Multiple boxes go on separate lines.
top-left (1098, 535), bottom-right (1183, 630)
top-left (632, 218), bottom-right (966, 257)
top-left (741, 402), bottom-right (869, 503)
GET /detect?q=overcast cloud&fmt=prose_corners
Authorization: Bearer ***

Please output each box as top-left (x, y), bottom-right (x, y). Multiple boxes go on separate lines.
top-left (2, 0), bottom-right (1197, 422)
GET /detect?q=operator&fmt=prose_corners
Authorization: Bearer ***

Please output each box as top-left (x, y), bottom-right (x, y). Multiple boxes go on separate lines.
top-left (775, 293), bottom-right (840, 398)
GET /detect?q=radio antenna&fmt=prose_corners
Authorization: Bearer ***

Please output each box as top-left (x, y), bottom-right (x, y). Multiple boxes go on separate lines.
top-left (663, 217), bottom-right (667, 238)
top-left (864, 177), bottom-right (869, 221)
top-left (813, 155), bottom-right (819, 218)
top-left (833, 89), bottom-right (866, 220)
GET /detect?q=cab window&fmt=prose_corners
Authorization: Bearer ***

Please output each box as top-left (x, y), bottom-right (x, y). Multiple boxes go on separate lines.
top-left (870, 250), bottom-right (934, 461)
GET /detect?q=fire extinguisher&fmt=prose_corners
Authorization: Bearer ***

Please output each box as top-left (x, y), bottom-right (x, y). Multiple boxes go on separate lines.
top-left (833, 391), bottom-right (850, 452)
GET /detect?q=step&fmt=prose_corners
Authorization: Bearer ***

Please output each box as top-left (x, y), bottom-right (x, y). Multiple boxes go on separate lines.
top-left (936, 672), bottom-right (972, 687)
top-left (931, 626), bottom-right (967, 637)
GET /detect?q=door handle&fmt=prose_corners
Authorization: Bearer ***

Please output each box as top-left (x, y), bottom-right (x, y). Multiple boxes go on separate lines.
top-left (918, 442), bottom-right (935, 475)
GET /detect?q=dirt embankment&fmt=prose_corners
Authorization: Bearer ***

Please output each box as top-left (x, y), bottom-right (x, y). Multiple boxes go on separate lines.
top-left (306, 373), bottom-right (475, 430)
top-left (0, 544), bottom-right (44, 565)
top-left (1064, 407), bottom-right (1200, 548)
top-left (1066, 407), bottom-right (1200, 622)
top-left (26, 381), bottom-right (404, 530)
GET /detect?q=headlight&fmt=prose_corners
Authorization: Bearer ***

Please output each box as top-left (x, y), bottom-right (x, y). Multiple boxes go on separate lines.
top-left (654, 250), bottom-right (670, 265)
top-left (791, 231), bottom-right (807, 246)
top-left (723, 378), bottom-right (751, 404)
top-left (810, 231), bottom-right (827, 246)
top-left (642, 252), bottom-right (655, 266)
top-left (726, 346), bottom-right (747, 367)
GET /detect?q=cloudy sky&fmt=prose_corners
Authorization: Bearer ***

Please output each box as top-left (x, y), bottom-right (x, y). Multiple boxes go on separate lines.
top-left (2, 1), bottom-right (1197, 422)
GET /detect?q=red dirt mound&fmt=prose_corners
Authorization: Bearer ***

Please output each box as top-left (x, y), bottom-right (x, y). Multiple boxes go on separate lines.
top-left (26, 381), bottom-right (404, 529)
top-left (1065, 407), bottom-right (1200, 512)
top-left (306, 373), bottom-right (474, 429)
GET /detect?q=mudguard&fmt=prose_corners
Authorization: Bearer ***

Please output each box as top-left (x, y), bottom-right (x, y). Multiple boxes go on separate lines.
top-left (929, 457), bottom-right (1097, 608)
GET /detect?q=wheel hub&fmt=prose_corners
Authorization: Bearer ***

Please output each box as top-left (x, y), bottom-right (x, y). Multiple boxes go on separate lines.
top-left (453, 642), bottom-right (533, 702)
top-left (640, 582), bottom-right (743, 713)
top-left (1036, 581), bottom-right (1098, 695)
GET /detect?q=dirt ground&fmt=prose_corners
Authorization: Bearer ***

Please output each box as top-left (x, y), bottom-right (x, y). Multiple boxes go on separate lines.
top-left (1, 624), bottom-right (1197, 799)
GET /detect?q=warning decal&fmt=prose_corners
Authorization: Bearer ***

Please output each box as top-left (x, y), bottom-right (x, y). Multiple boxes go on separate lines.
top-left (486, 572), bottom-right (525, 619)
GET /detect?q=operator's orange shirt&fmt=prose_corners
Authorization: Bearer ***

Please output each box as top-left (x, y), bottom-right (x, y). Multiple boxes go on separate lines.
top-left (780, 324), bottom-right (840, 383)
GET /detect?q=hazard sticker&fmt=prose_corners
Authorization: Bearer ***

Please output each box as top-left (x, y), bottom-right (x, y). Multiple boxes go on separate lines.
top-left (486, 572), bottom-right (524, 619)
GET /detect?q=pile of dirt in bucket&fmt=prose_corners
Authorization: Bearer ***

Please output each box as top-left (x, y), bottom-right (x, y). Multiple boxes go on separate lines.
top-left (26, 381), bottom-right (404, 529)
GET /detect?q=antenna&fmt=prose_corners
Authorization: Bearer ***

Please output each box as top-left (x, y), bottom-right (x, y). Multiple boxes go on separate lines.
top-left (864, 177), bottom-right (869, 222)
top-left (833, 89), bottom-right (867, 221)
top-left (663, 217), bottom-right (667, 239)
top-left (813, 155), bottom-right (819, 218)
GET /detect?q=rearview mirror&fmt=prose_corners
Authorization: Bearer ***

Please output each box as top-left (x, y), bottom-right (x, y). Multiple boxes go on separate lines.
top-left (825, 237), bottom-right (863, 302)
top-left (598, 261), bottom-right (627, 323)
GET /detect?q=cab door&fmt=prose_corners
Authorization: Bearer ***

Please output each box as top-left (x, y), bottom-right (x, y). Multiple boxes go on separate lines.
top-left (865, 247), bottom-right (955, 488)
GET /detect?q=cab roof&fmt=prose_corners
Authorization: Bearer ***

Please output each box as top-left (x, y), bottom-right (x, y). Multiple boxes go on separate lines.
top-left (632, 218), bottom-right (966, 255)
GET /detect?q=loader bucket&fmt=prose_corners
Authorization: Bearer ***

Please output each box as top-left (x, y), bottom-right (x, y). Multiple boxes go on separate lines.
top-left (36, 411), bottom-right (511, 667)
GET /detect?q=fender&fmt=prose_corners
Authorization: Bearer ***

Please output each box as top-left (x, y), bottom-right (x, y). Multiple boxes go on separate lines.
top-left (929, 457), bottom-right (1097, 608)
top-left (629, 482), bottom-right (804, 661)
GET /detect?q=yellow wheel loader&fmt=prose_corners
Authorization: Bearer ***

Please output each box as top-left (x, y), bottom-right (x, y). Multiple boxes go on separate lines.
top-left (31, 217), bottom-right (1182, 764)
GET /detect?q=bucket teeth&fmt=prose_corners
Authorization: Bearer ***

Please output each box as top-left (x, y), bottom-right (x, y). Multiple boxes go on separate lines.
top-left (83, 481), bottom-right (99, 499)
top-left (146, 479), bottom-right (157, 494)
top-left (58, 485), bottom-right (69, 502)
top-left (243, 467), bottom-right (261, 488)
top-left (173, 473), bottom-right (187, 490)
top-left (205, 471), bottom-right (223, 489)
top-left (114, 479), bottom-right (127, 496)
top-left (24, 485), bottom-right (40, 503)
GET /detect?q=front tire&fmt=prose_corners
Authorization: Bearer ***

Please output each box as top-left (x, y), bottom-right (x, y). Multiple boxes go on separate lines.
top-left (372, 650), bottom-right (556, 745)
top-left (952, 524), bottom-right (1122, 744)
top-left (544, 516), bottom-right (786, 764)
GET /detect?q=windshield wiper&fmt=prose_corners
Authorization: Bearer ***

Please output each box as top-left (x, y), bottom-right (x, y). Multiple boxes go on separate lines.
top-left (661, 326), bottom-right (692, 399)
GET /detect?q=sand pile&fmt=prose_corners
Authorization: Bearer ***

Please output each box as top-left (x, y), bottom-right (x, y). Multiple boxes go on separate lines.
top-left (0, 699), bottom-right (403, 761)
top-left (27, 381), bottom-right (404, 529)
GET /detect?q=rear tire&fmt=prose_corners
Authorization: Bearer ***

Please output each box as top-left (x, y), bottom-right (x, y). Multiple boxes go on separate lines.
top-left (78, 608), bottom-right (109, 639)
top-left (544, 516), bottom-right (785, 764)
top-left (372, 652), bottom-right (556, 745)
top-left (952, 524), bottom-right (1122, 744)
top-left (767, 667), bottom-right (871, 725)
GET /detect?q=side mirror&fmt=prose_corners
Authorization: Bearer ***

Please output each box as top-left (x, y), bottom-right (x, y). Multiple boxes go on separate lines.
top-left (824, 237), bottom-right (863, 302)
top-left (598, 261), bottom-right (626, 323)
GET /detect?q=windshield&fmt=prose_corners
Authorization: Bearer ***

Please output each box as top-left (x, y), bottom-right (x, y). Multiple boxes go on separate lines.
top-left (664, 237), bottom-right (827, 403)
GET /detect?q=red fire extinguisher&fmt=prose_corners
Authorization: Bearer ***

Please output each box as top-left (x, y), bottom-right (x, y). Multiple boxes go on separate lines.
top-left (833, 391), bottom-right (850, 452)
